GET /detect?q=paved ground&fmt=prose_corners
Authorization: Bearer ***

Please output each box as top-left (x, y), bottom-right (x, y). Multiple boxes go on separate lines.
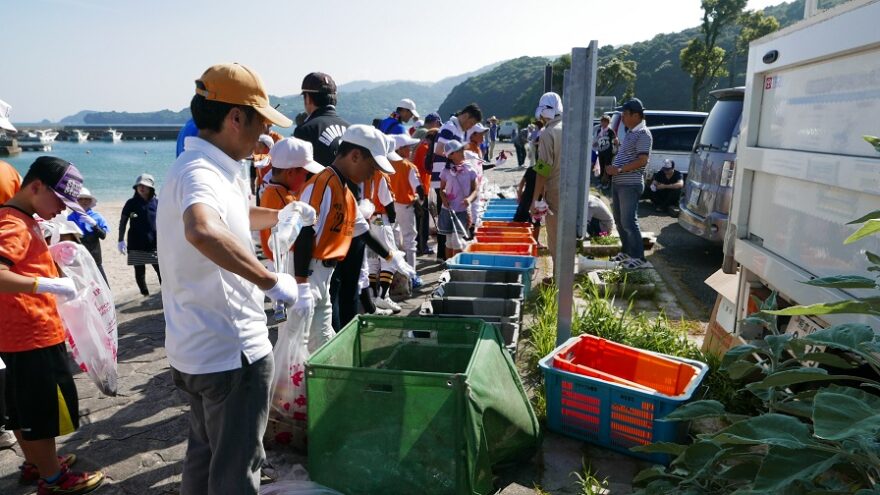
top-left (0, 142), bottom-right (714, 494)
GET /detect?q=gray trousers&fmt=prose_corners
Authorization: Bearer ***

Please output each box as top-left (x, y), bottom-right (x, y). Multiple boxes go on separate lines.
top-left (171, 353), bottom-right (274, 495)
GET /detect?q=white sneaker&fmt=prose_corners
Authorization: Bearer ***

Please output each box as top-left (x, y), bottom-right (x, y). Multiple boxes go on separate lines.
top-left (0, 429), bottom-right (16, 449)
top-left (609, 253), bottom-right (631, 262)
top-left (374, 297), bottom-right (402, 314)
top-left (372, 307), bottom-right (393, 316)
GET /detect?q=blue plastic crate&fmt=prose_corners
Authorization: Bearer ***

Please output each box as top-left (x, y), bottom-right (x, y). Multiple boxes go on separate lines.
top-left (487, 198), bottom-right (518, 204)
top-left (482, 211), bottom-right (516, 220)
top-left (445, 253), bottom-right (536, 296)
top-left (539, 339), bottom-right (708, 464)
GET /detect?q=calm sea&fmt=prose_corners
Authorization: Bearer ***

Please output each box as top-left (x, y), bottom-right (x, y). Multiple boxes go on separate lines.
top-left (5, 140), bottom-right (177, 202)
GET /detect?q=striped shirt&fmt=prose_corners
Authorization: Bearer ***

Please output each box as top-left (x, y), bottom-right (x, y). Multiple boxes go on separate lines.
top-left (431, 117), bottom-right (465, 188)
top-left (611, 120), bottom-right (652, 186)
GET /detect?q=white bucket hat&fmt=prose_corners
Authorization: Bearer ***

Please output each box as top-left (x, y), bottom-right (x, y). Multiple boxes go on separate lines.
top-left (0, 99), bottom-right (16, 132)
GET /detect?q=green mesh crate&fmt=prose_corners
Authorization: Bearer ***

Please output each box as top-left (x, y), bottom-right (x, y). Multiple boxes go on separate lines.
top-left (306, 316), bottom-right (541, 495)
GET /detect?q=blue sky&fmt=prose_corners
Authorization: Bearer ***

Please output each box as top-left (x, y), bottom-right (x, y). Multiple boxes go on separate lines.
top-left (3, 0), bottom-right (779, 122)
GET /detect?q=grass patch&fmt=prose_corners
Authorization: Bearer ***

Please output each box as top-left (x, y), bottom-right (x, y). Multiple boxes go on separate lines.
top-left (588, 235), bottom-right (620, 246)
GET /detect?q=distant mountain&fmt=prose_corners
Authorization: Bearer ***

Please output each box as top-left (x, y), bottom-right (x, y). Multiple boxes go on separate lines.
top-left (56, 63), bottom-right (500, 127)
top-left (58, 110), bottom-right (99, 125)
top-left (438, 57), bottom-right (550, 119)
top-left (439, 0), bottom-right (849, 116)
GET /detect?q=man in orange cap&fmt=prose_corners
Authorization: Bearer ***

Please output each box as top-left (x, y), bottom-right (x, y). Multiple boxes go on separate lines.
top-left (158, 63), bottom-right (299, 495)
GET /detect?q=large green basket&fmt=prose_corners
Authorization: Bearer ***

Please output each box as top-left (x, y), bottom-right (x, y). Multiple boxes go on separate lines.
top-left (306, 316), bottom-right (540, 495)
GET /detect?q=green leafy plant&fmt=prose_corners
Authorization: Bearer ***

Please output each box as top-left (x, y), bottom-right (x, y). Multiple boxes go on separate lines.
top-left (632, 211), bottom-right (880, 494)
top-left (571, 459), bottom-right (609, 495)
top-left (588, 234), bottom-right (621, 246)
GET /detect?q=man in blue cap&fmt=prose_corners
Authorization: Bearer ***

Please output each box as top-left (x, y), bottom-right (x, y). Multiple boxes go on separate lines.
top-left (605, 98), bottom-right (653, 269)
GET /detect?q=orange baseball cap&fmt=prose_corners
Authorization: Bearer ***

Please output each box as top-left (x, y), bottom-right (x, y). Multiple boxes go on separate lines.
top-left (195, 63), bottom-right (293, 128)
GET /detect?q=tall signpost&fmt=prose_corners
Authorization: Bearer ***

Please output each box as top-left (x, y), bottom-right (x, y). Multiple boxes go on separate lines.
top-left (555, 41), bottom-right (598, 346)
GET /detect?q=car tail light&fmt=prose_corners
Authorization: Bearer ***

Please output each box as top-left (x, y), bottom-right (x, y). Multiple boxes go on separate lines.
top-left (720, 160), bottom-right (735, 187)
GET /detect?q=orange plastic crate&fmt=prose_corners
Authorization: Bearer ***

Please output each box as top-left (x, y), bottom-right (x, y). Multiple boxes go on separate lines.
top-left (475, 232), bottom-right (536, 244)
top-left (481, 221), bottom-right (532, 229)
top-left (552, 334), bottom-right (700, 397)
top-left (465, 242), bottom-right (537, 257)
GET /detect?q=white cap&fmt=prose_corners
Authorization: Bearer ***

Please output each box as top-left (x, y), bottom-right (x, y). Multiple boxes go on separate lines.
top-left (470, 122), bottom-right (490, 134)
top-left (535, 92), bottom-right (563, 119)
top-left (383, 135), bottom-right (403, 162)
top-left (78, 187), bottom-right (97, 209)
top-left (444, 139), bottom-right (465, 155)
top-left (390, 133), bottom-right (420, 150)
top-left (0, 99), bottom-right (16, 132)
top-left (397, 98), bottom-right (419, 119)
top-left (269, 138), bottom-right (325, 173)
top-left (258, 134), bottom-right (274, 150)
top-left (341, 125), bottom-right (395, 174)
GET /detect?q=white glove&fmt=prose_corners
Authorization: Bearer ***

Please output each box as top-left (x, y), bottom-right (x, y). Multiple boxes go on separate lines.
top-left (117, 241), bottom-right (127, 255)
top-left (278, 201), bottom-right (317, 227)
top-left (35, 277), bottom-right (77, 300)
top-left (264, 273), bottom-right (299, 306)
top-left (387, 251), bottom-right (417, 280)
top-left (79, 214), bottom-right (98, 227)
top-left (291, 283), bottom-right (315, 317)
top-left (358, 199), bottom-right (375, 220)
top-left (650, 183), bottom-right (658, 192)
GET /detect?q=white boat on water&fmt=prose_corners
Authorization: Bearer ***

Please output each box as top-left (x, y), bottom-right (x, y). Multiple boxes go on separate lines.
top-left (19, 129), bottom-right (59, 145)
top-left (101, 129), bottom-right (123, 142)
top-left (69, 129), bottom-right (89, 143)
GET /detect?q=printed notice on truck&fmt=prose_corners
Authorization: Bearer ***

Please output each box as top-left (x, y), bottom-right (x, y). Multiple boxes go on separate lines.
top-left (757, 47), bottom-right (880, 159)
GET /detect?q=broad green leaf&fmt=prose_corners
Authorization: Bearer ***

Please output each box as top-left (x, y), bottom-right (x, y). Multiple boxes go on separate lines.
top-left (631, 465), bottom-right (677, 485)
top-left (677, 441), bottom-right (722, 472)
top-left (773, 399), bottom-right (814, 419)
top-left (847, 210), bottom-right (880, 225)
top-left (767, 298), bottom-right (880, 317)
top-left (765, 334), bottom-right (792, 361)
top-left (722, 344), bottom-right (761, 368)
top-left (717, 461), bottom-right (760, 482)
top-left (813, 390), bottom-right (880, 441)
top-left (845, 219), bottom-right (880, 244)
top-left (727, 361), bottom-right (763, 380)
top-left (662, 400), bottom-right (727, 421)
top-left (746, 368), bottom-right (871, 390)
top-left (799, 351), bottom-right (857, 369)
top-left (866, 251), bottom-right (880, 265)
top-left (753, 447), bottom-right (840, 491)
top-left (802, 275), bottom-right (878, 289)
top-left (869, 266), bottom-right (880, 272)
top-left (712, 413), bottom-right (814, 448)
top-left (803, 324), bottom-right (876, 350)
top-left (631, 442), bottom-right (688, 456)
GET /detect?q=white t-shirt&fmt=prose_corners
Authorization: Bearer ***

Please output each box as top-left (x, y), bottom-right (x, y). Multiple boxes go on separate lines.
top-left (157, 136), bottom-right (272, 375)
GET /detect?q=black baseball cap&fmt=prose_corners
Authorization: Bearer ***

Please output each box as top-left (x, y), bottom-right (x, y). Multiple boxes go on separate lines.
top-left (27, 156), bottom-right (86, 213)
top-left (618, 98), bottom-right (645, 113)
top-left (300, 72), bottom-right (337, 95)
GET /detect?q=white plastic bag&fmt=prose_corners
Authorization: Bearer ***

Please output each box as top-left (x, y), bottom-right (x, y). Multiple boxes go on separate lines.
top-left (270, 305), bottom-right (312, 421)
top-left (49, 241), bottom-right (118, 396)
top-left (260, 480), bottom-right (343, 495)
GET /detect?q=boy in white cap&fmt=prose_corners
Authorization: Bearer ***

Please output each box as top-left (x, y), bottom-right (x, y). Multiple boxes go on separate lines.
top-left (438, 139), bottom-right (478, 259)
top-left (259, 138), bottom-right (325, 264)
top-left (388, 133), bottom-right (426, 289)
top-left (362, 159), bottom-right (400, 313)
top-left (292, 125), bottom-right (415, 350)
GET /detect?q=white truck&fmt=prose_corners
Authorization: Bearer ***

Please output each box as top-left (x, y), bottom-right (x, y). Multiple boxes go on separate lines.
top-left (712, 0), bottom-right (880, 343)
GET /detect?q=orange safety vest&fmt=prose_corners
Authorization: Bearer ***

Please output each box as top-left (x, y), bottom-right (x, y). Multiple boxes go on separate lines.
top-left (363, 170), bottom-right (393, 215)
top-left (307, 168), bottom-right (358, 261)
top-left (259, 183), bottom-right (296, 262)
top-left (389, 159), bottom-right (417, 204)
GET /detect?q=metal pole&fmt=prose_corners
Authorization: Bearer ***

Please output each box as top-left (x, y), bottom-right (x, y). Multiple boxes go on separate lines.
top-left (556, 42), bottom-right (598, 347)
top-left (804, 0), bottom-right (819, 18)
top-left (544, 64), bottom-right (553, 92)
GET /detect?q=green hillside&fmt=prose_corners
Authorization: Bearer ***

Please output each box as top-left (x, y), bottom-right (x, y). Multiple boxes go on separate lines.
top-left (439, 0), bottom-right (849, 116)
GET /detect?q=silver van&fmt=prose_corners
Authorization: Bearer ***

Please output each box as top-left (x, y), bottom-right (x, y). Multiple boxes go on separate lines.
top-left (608, 109), bottom-right (707, 143)
top-left (678, 87), bottom-right (744, 243)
